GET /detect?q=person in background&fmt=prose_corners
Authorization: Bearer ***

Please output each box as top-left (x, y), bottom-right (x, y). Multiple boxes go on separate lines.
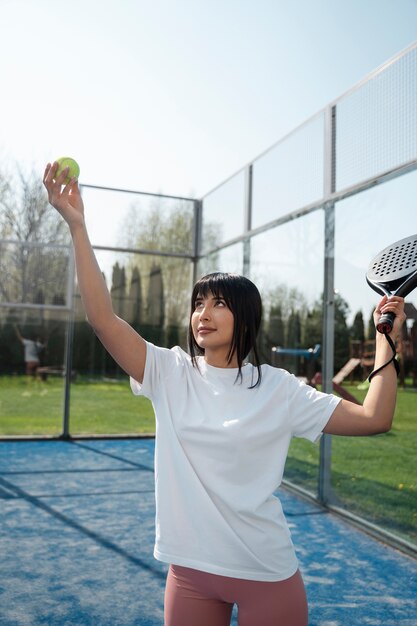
top-left (14, 325), bottom-right (45, 379)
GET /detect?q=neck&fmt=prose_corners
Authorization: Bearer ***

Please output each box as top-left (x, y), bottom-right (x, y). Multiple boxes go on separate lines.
top-left (204, 349), bottom-right (239, 369)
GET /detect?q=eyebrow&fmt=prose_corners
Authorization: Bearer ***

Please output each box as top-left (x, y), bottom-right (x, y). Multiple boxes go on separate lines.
top-left (195, 294), bottom-right (225, 303)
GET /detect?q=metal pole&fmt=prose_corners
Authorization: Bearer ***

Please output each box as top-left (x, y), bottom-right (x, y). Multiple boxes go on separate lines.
top-left (192, 199), bottom-right (203, 285)
top-left (243, 164), bottom-right (253, 277)
top-left (319, 105), bottom-right (337, 504)
top-left (62, 248), bottom-right (75, 439)
top-left (319, 203), bottom-right (335, 502)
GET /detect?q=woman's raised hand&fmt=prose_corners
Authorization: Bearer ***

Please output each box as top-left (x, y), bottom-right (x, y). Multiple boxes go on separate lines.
top-left (373, 295), bottom-right (406, 341)
top-left (43, 162), bottom-right (85, 229)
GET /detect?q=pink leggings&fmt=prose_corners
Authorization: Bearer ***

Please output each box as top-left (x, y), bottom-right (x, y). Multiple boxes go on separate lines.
top-left (164, 565), bottom-right (308, 626)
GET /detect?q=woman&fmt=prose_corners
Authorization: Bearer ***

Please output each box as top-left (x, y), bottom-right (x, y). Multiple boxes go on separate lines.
top-left (43, 162), bottom-right (406, 626)
top-left (14, 325), bottom-right (45, 378)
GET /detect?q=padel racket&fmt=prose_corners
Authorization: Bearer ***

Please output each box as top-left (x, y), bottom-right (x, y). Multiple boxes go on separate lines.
top-left (366, 234), bottom-right (417, 333)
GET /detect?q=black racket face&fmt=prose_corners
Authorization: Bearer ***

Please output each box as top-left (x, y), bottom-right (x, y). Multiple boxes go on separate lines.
top-left (367, 234), bottom-right (417, 297)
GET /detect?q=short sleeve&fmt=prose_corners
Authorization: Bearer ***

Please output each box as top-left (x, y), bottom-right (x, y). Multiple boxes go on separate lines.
top-left (287, 375), bottom-right (341, 442)
top-left (130, 341), bottom-right (187, 400)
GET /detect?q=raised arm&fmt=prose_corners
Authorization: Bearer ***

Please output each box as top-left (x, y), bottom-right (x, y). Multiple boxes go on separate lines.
top-left (14, 324), bottom-right (23, 343)
top-left (324, 295), bottom-right (406, 436)
top-left (43, 162), bottom-right (147, 383)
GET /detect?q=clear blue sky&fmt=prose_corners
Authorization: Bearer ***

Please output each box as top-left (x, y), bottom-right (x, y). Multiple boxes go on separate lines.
top-left (2, 0), bottom-right (417, 197)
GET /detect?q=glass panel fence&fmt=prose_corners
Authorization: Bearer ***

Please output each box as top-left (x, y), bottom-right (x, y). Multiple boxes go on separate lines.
top-left (0, 239), bottom-right (72, 436)
top-left (70, 250), bottom-right (193, 436)
top-left (201, 170), bottom-right (246, 253)
top-left (333, 173), bottom-right (417, 546)
top-left (197, 242), bottom-right (244, 278)
top-left (0, 240), bottom-right (71, 307)
top-left (251, 112), bottom-right (324, 229)
top-left (336, 44), bottom-right (417, 192)
top-left (250, 210), bottom-right (325, 495)
top-left (0, 307), bottom-right (68, 436)
top-left (81, 186), bottom-right (195, 254)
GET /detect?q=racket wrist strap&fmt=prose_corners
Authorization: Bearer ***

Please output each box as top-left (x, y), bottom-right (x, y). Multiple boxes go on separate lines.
top-left (368, 333), bottom-right (400, 382)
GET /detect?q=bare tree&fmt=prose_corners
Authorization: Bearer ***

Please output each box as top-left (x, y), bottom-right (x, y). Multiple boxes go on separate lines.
top-left (0, 164), bottom-right (70, 305)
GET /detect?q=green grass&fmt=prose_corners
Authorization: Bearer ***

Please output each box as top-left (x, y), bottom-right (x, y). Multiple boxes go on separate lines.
top-left (0, 375), bottom-right (416, 546)
top-left (286, 383), bottom-right (417, 545)
top-left (0, 375), bottom-right (155, 436)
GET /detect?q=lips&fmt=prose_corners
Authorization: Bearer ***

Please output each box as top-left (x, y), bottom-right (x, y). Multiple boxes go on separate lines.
top-left (198, 327), bottom-right (216, 334)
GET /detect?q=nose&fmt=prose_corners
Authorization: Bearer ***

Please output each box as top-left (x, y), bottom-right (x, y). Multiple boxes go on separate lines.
top-left (199, 303), bottom-right (211, 320)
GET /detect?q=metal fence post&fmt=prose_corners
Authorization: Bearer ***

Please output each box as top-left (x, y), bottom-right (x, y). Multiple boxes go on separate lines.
top-left (243, 164), bottom-right (253, 276)
top-left (319, 105), bottom-right (337, 503)
top-left (192, 199), bottom-right (203, 286)
top-left (62, 247), bottom-right (75, 439)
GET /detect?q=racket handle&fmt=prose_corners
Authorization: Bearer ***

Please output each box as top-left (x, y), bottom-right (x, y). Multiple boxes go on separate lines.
top-left (376, 311), bottom-right (395, 334)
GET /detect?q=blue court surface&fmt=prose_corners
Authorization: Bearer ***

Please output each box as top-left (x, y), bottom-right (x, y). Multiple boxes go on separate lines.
top-left (1, 439), bottom-right (416, 626)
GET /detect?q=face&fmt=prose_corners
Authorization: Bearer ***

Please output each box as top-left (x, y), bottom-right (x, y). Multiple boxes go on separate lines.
top-left (191, 291), bottom-right (236, 366)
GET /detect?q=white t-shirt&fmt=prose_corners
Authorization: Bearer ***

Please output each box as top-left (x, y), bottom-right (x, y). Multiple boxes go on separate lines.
top-left (22, 339), bottom-right (42, 363)
top-left (130, 342), bottom-right (341, 582)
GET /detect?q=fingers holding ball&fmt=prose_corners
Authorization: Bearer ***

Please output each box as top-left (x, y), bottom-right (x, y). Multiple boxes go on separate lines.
top-left (52, 157), bottom-right (80, 185)
top-left (43, 158), bottom-right (80, 198)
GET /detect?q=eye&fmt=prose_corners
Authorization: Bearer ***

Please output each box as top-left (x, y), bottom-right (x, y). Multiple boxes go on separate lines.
top-left (194, 300), bottom-right (204, 310)
top-left (214, 298), bottom-right (226, 307)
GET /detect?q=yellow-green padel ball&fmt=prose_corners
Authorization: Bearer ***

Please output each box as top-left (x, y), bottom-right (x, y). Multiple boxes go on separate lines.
top-left (55, 157), bottom-right (80, 184)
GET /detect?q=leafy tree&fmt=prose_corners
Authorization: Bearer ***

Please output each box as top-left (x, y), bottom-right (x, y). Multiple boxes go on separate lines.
top-left (301, 292), bottom-right (350, 374)
top-left (285, 309), bottom-right (302, 375)
top-left (350, 311), bottom-right (365, 342)
top-left (110, 262), bottom-right (126, 318)
top-left (122, 198), bottom-right (221, 347)
top-left (268, 305), bottom-right (285, 347)
top-left (263, 284), bottom-right (308, 324)
top-left (258, 284), bottom-right (308, 366)
top-left (367, 307), bottom-right (376, 340)
top-left (122, 199), bottom-right (193, 337)
top-left (287, 310), bottom-right (302, 347)
top-left (333, 293), bottom-right (350, 373)
top-left (146, 264), bottom-right (164, 324)
top-left (303, 308), bottom-right (322, 348)
top-left (126, 266), bottom-right (143, 326)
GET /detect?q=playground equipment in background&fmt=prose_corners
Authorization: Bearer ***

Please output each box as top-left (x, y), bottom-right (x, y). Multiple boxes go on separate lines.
top-left (271, 344), bottom-right (321, 385)
top-left (311, 366), bottom-right (361, 404)
top-left (271, 343), bottom-right (361, 404)
top-left (349, 339), bottom-right (376, 380)
top-left (351, 313), bottom-right (417, 387)
top-left (271, 328), bottom-right (416, 399)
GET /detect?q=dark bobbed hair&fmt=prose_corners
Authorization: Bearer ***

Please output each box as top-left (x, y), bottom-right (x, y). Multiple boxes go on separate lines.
top-left (188, 272), bottom-right (263, 388)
